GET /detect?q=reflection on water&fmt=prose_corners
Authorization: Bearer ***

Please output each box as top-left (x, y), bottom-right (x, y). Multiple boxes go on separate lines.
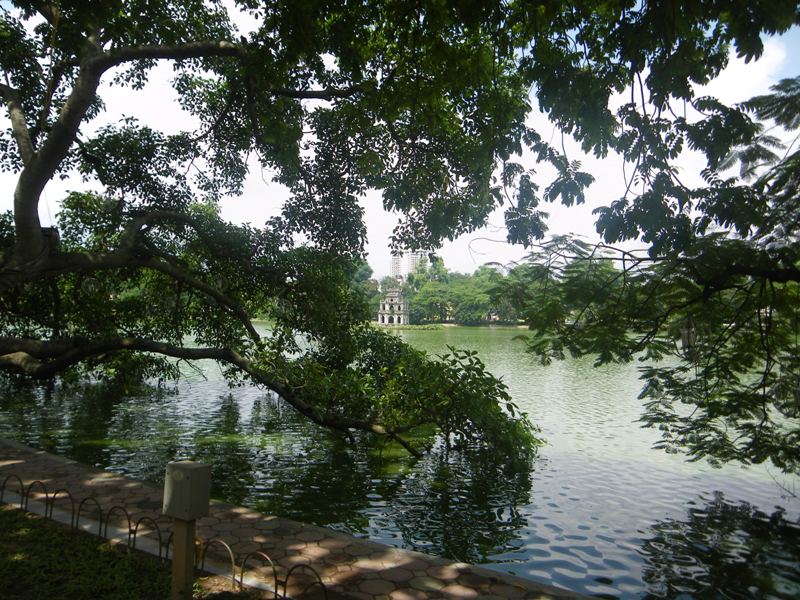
top-left (383, 451), bottom-right (531, 562)
top-left (641, 493), bottom-right (800, 599)
top-left (1, 326), bottom-right (799, 599)
top-left (0, 380), bottom-right (532, 566)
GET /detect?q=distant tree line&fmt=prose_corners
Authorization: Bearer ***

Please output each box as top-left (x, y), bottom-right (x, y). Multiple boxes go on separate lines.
top-left (354, 258), bottom-right (523, 326)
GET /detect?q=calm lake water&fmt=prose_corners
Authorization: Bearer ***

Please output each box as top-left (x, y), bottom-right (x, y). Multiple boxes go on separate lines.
top-left (1, 326), bottom-right (798, 598)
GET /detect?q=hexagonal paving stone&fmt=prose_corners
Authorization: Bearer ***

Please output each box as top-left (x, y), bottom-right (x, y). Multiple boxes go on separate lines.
top-left (333, 565), bottom-right (354, 575)
top-left (440, 584), bottom-right (479, 599)
top-left (352, 558), bottom-right (385, 571)
top-left (343, 544), bottom-right (369, 556)
top-left (409, 577), bottom-right (446, 592)
top-left (426, 566), bottom-right (463, 581)
top-left (301, 545), bottom-right (329, 560)
top-left (319, 537), bottom-right (349, 550)
top-left (487, 584), bottom-right (526, 599)
top-left (359, 579), bottom-right (397, 595)
top-left (234, 540), bottom-right (260, 553)
top-left (456, 573), bottom-right (491, 588)
top-left (219, 534), bottom-right (241, 546)
top-left (381, 568), bottom-right (415, 583)
top-left (296, 529), bottom-right (326, 542)
top-left (398, 559), bottom-right (431, 571)
top-left (281, 554), bottom-right (311, 567)
top-left (390, 588), bottom-right (428, 600)
top-left (324, 552), bottom-right (349, 564)
top-left (232, 526), bottom-right (259, 540)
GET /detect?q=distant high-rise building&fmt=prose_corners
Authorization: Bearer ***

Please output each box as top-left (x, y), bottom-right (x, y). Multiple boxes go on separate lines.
top-left (406, 251), bottom-right (426, 274)
top-left (378, 250), bottom-right (431, 324)
top-left (390, 254), bottom-right (403, 279)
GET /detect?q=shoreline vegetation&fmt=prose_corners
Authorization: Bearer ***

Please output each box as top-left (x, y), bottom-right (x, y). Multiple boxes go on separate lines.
top-left (368, 322), bottom-right (528, 331)
top-left (252, 319), bottom-right (529, 331)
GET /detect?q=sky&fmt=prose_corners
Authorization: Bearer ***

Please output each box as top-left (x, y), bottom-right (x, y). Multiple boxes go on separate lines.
top-left (1, 18), bottom-right (797, 279)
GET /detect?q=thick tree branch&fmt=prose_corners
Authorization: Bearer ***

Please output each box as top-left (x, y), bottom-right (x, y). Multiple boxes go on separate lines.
top-left (0, 245), bottom-right (261, 344)
top-left (12, 39), bottom-right (240, 264)
top-left (10, 35), bottom-right (364, 264)
top-left (119, 210), bottom-right (206, 252)
top-left (143, 257), bottom-right (261, 344)
top-left (93, 41), bottom-right (242, 70)
top-left (0, 82), bottom-right (36, 165)
top-left (33, 62), bottom-right (70, 143)
top-left (726, 263), bottom-right (800, 284)
top-left (269, 85), bottom-right (362, 100)
top-left (13, 51), bottom-right (104, 262)
top-left (30, 1), bottom-right (60, 27)
top-left (0, 336), bottom-right (419, 453)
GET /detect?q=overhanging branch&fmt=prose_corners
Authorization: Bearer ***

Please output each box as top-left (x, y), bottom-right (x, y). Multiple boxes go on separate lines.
top-left (94, 41), bottom-right (242, 70)
top-left (0, 336), bottom-right (420, 454)
top-left (0, 247), bottom-right (261, 344)
top-left (143, 257), bottom-right (261, 344)
top-left (269, 85), bottom-right (363, 100)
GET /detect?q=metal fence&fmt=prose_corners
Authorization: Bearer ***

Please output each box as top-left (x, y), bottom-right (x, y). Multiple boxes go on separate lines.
top-left (1, 473), bottom-right (327, 599)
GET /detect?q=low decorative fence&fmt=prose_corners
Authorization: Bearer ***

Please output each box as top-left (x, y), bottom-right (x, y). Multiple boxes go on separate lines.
top-left (1, 473), bottom-right (327, 599)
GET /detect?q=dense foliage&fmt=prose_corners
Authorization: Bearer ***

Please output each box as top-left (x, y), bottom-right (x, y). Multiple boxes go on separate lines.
top-left (498, 77), bottom-right (800, 473)
top-left (0, 0), bottom-right (554, 458)
top-left (0, 1), bottom-right (798, 465)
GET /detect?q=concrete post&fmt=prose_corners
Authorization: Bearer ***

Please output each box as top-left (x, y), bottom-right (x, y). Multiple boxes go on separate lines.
top-left (163, 461), bottom-right (212, 600)
top-left (171, 517), bottom-right (196, 600)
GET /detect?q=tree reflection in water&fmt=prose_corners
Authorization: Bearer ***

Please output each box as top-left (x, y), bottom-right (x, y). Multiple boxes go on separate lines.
top-left (249, 398), bottom-right (532, 562)
top-left (385, 448), bottom-right (531, 563)
top-left (192, 393), bottom-right (256, 505)
top-left (641, 491), bottom-right (800, 599)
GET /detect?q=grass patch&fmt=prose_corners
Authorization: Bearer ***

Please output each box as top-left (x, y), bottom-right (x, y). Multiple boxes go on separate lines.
top-left (0, 506), bottom-right (270, 599)
top-left (0, 505), bottom-right (170, 599)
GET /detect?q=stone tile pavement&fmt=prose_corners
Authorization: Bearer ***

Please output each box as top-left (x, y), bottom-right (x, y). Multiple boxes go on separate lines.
top-left (0, 438), bottom-right (589, 599)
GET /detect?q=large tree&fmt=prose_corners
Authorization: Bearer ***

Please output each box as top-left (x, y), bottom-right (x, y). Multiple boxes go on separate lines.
top-left (0, 1), bottom-right (797, 461)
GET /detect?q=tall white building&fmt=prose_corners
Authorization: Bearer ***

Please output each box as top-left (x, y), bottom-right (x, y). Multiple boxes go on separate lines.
top-left (390, 254), bottom-right (403, 279)
top-left (406, 251), bottom-right (427, 274)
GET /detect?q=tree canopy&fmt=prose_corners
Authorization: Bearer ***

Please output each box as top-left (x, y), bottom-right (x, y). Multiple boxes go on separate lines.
top-left (0, 1), bottom-right (798, 464)
top-left (498, 75), bottom-right (800, 473)
top-left (391, 259), bottom-right (517, 326)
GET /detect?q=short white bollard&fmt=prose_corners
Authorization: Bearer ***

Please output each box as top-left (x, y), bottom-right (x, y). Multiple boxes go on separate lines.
top-left (163, 461), bottom-right (212, 600)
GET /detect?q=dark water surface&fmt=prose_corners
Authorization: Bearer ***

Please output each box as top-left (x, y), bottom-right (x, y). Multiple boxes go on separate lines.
top-left (1, 326), bottom-right (798, 598)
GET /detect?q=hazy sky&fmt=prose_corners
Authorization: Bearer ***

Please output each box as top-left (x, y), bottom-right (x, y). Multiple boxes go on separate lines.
top-left (2, 20), bottom-right (797, 278)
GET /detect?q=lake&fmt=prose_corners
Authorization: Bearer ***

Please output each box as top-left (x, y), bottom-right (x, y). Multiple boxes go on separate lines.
top-left (1, 326), bottom-right (798, 598)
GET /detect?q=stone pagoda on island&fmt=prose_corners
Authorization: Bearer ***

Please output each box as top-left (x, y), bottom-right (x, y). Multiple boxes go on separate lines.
top-left (377, 253), bottom-right (410, 325)
top-left (377, 287), bottom-right (408, 325)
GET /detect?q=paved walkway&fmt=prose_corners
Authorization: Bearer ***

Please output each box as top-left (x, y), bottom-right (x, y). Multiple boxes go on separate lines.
top-left (0, 439), bottom-right (588, 599)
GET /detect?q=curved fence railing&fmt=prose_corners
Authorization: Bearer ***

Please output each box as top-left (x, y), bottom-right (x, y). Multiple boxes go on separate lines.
top-left (0, 472), bottom-right (327, 598)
